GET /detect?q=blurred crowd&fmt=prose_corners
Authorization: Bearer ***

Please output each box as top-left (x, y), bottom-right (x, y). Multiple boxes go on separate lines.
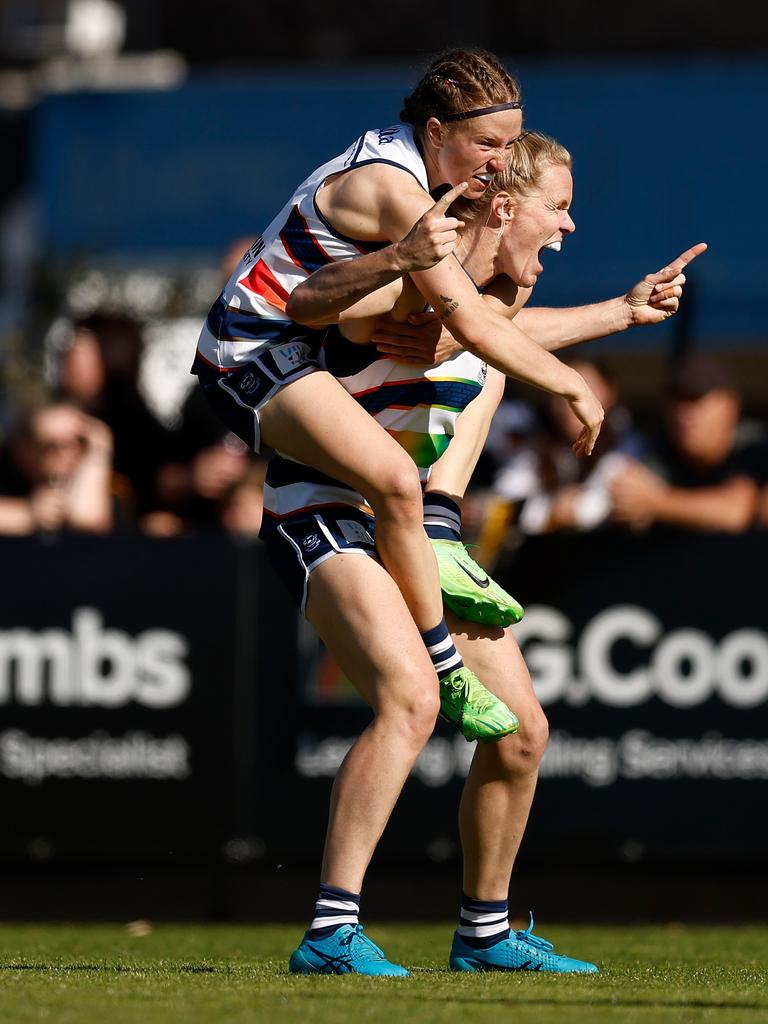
top-left (0, 318), bottom-right (766, 554)
top-left (0, 311), bottom-right (267, 539)
top-left (468, 352), bottom-right (768, 566)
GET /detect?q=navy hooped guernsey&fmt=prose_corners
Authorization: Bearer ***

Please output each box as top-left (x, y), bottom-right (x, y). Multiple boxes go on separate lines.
top-left (195, 124), bottom-right (430, 373)
top-left (195, 120), bottom-right (489, 522)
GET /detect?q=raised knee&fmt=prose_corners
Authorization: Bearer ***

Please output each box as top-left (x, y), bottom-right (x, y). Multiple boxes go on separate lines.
top-left (370, 461), bottom-right (422, 518)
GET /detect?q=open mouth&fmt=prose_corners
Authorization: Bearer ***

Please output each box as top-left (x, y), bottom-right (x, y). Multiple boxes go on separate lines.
top-left (472, 172), bottom-right (495, 188)
top-left (536, 240), bottom-right (562, 268)
top-left (531, 240), bottom-right (562, 278)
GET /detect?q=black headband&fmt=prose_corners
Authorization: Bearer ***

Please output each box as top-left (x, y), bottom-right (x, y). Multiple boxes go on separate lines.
top-left (443, 101), bottom-right (522, 122)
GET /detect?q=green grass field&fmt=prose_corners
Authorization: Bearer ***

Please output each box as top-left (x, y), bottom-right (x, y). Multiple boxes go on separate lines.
top-left (1, 922), bottom-right (766, 1024)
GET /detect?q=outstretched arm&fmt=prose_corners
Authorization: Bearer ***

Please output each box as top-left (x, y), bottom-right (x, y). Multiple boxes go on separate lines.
top-left (374, 242), bottom-right (707, 361)
top-left (509, 243), bottom-right (707, 350)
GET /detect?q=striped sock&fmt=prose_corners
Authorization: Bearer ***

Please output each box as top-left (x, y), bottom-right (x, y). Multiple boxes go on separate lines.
top-left (423, 492), bottom-right (462, 541)
top-left (421, 620), bottom-right (463, 680)
top-left (457, 894), bottom-right (510, 949)
top-left (308, 883), bottom-right (360, 939)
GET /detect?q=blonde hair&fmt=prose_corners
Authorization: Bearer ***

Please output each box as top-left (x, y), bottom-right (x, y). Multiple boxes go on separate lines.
top-left (454, 131), bottom-right (572, 222)
top-left (400, 48), bottom-right (521, 128)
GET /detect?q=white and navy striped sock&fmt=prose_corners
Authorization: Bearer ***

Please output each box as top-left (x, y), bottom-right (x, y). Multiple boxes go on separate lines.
top-left (457, 894), bottom-right (510, 949)
top-left (421, 619), bottom-right (464, 681)
top-left (308, 883), bottom-right (360, 939)
top-left (423, 492), bottom-right (462, 541)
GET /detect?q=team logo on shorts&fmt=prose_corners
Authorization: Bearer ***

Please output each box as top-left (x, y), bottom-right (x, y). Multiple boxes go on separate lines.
top-left (478, 363), bottom-right (488, 385)
top-left (239, 371), bottom-right (259, 395)
top-left (302, 533), bottom-right (321, 553)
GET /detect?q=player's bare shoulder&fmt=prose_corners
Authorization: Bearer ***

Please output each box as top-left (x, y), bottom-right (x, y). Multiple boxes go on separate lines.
top-left (319, 162), bottom-right (433, 244)
top-left (483, 276), bottom-right (533, 318)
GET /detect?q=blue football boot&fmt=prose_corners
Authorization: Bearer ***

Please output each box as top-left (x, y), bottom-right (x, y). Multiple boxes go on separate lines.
top-left (449, 913), bottom-right (599, 974)
top-left (289, 923), bottom-right (410, 976)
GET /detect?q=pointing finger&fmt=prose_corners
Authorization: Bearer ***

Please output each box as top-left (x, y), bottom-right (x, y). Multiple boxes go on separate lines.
top-left (650, 242), bottom-right (707, 283)
top-left (432, 181), bottom-right (470, 214)
top-left (670, 241), bottom-right (708, 271)
top-left (647, 243), bottom-right (707, 285)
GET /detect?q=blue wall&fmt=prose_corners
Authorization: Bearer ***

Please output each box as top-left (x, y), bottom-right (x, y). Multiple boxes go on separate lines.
top-left (33, 60), bottom-right (767, 344)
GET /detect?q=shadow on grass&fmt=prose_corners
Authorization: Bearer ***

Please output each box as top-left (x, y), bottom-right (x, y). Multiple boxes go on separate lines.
top-left (1, 963), bottom-right (218, 974)
top-left (275, 987), bottom-right (764, 1012)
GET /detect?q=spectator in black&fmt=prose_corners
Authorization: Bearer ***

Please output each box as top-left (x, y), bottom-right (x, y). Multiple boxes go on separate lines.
top-left (611, 354), bottom-right (760, 532)
top-left (491, 358), bottom-right (644, 535)
top-left (0, 401), bottom-right (117, 534)
top-left (140, 367), bottom-right (266, 535)
top-left (55, 314), bottom-right (173, 515)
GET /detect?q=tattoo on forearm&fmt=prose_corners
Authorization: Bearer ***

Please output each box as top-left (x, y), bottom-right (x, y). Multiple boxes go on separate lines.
top-left (439, 294), bottom-right (459, 320)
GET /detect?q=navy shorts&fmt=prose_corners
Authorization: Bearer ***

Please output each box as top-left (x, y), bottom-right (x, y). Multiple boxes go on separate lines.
top-left (192, 335), bottom-right (320, 452)
top-left (260, 505), bottom-right (377, 616)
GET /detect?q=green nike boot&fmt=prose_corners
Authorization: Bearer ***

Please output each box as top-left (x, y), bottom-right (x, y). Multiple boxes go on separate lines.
top-left (439, 666), bottom-right (519, 743)
top-left (431, 539), bottom-right (524, 628)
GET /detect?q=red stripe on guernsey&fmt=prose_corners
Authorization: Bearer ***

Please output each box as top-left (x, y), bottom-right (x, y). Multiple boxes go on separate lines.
top-left (193, 349), bottom-right (236, 372)
top-left (239, 259), bottom-right (289, 311)
top-left (351, 376), bottom-right (425, 399)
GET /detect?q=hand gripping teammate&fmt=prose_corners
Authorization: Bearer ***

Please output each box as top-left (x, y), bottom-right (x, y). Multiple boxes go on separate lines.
top-left (194, 49), bottom-right (605, 745)
top-left (271, 132), bottom-right (705, 975)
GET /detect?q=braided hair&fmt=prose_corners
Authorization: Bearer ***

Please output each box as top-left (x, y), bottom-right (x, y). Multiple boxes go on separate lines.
top-left (400, 49), bottom-right (521, 128)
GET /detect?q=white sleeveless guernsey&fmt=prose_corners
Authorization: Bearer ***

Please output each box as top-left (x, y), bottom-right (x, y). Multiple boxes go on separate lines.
top-left (195, 124), bottom-right (429, 371)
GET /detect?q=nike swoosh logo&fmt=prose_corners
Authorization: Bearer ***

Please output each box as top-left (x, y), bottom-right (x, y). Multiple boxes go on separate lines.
top-left (452, 557), bottom-right (490, 589)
